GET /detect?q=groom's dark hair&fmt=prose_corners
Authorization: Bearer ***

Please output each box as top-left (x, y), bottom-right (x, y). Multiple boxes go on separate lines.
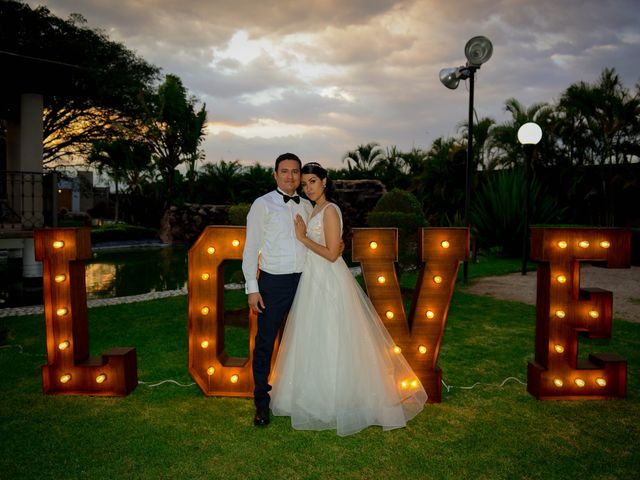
top-left (275, 152), bottom-right (302, 171)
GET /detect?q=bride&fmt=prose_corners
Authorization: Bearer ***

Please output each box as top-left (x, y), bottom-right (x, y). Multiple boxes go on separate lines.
top-left (270, 162), bottom-right (427, 436)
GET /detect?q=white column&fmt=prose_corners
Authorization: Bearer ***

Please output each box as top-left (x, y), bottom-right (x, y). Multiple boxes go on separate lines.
top-left (22, 237), bottom-right (42, 278)
top-left (19, 94), bottom-right (45, 278)
top-left (19, 93), bottom-right (45, 229)
top-left (19, 93), bottom-right (44, 173)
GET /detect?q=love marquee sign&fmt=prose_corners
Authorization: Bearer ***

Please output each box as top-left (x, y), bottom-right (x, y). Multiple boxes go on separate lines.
top-left (34, 226), bottom-right (631, 402)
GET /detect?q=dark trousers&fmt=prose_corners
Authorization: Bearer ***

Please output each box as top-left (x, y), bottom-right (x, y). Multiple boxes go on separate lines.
top-left (253, 270), bottom-right (301, 409)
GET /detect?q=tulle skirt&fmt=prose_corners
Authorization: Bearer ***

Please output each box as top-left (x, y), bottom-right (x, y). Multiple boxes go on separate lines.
top-left (270, 253), bottom-right (427, 436)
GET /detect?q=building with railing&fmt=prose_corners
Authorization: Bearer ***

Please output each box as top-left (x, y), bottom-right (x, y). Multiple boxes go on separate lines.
top-left (1, 50), bottom-right (78, 288)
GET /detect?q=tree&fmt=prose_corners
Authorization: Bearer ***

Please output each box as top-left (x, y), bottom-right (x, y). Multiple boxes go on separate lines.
top-left (487, 98), bottom-right (553, 169)
top-left (557, 68), bottom-right (640, 166)
top-left (342, 142), bottom-right (385, 175)
top-left (88, 138), bottom-right (153, 220)
top-left (195, 160), bottom-right (243, 204)
top-left (373, 145), bottom-right (409, 189)
top-left (400, 147), bottom-right (428, 176)
top-left (414, 137), bottom-right (467, 226)
top-left (457, 116), bottom-right (496, 170)
top-left (0, 2), bottom-right (159, 165)
top-left (144, 75), bottom-right (207, 206)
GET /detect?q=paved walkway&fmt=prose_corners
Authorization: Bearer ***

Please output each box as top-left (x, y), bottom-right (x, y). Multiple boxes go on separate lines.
top-left (460, 264), bottom-right (640, 323)
top-left (0, 288), bottom-right (189, 318)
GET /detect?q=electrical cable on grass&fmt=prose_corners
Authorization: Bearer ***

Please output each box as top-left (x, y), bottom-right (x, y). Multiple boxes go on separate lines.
top-left (138, 379), bottom-right (196, 388)
top-left (441, 376), bottom-right (527, 392)
top-left (3, 343), bottom-right (528, 393)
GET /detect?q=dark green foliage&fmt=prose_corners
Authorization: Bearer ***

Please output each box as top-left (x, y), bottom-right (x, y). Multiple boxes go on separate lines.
top-left (91, 224), bottom-right (159, 244)
top-left (228, 204), bottom-right (251, 226)
top-left (368, 189), bottom-right (427, 270)
top-left (411, 137), bottom-right (467, 226)
top-left (470, 168), bottom-right (563, 255)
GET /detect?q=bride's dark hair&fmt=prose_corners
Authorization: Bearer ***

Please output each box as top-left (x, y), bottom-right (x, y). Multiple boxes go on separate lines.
top-left (300, 162), bottom-right (334, 202)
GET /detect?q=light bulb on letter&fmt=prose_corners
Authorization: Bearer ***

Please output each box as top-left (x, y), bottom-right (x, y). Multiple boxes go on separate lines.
top-left (230, 374), bottom-right (239, 384)
top-left (575, 378), bottom-right (586, 387)
top-left (557, 240), bottom-right (567, 249)
top-left (553, 378), bottom-right (563, 387)
top-left (385, 310), bottom-right (394, 319)
top-left (418, 345), bottom-right (427, 354)
top-left (207, 246), bottom-right (216, 254)
top-left (54, 274), bottom-right (66, 283)
top-left (207, 367), bottom-right (215, 376)
top-left (231, 239), bottom-right (240, 247)
top-left (52, 240), bottom-right (64, 249)
top-left (95, 374), bottom-right (107, 384)
top-left (377, 276), bottom-right (386, 284)
top-left (426, 310), bottom-right (435, 319)
top-left (599, 241), bottom-right (610, 249)
top-left (440, 240), bottom-right (450, 248)
top-left (433, 275), bottom-right (443, 284)
top-left (369, 241), bottom-right (378, 250)
top-left (596, 377), bottom-right (607, 387)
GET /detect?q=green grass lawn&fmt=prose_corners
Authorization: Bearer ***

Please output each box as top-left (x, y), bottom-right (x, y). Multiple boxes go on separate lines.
top-left (1, 264), bottom-right (639, 479)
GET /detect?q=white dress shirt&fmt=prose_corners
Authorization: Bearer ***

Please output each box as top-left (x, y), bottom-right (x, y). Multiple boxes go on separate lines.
top-left (242, 189), bottom-right (313, 294)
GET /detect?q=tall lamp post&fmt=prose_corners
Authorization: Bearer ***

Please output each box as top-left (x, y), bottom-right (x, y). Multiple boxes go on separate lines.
top-left (439, 36), bottom-right (493, 283)
top-left (517, 122), bottom-right (542, 275)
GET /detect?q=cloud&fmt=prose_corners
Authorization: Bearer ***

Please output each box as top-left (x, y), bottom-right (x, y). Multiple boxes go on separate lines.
top-left (34, 0), bottom-right (640, 169)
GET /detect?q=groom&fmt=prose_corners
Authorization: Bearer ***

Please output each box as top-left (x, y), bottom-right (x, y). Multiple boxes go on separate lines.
top-left (242, 152), bottom-right (312, 426)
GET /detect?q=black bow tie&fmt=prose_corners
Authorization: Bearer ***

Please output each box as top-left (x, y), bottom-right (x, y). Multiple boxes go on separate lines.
top-left (277, 191), bottom-right (300, 204)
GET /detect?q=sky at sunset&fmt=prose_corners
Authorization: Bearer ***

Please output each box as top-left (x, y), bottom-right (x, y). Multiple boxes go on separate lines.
top-left (30, 0), bottom-right (640, 169)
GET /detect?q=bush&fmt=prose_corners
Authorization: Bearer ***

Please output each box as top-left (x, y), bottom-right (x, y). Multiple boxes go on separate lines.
top-left (367, 189), bottom-right (427, 270)
top-left (91, 224), bottom-right (159, 244)
top-left (228, 203), bottom-right (251, 226)
top-left (470, 168), bottom-right (563, 256)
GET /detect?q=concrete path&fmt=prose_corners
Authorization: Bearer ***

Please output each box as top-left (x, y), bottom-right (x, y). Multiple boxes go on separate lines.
top-left (460, 264), bottom-right (640, 323)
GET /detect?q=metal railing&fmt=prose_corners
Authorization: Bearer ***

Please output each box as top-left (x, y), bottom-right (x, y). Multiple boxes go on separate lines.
top-left (0, 170), bottom-right (54, 230)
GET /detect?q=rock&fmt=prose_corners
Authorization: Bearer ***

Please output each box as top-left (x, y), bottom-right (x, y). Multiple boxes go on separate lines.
top-left (159, 203), bottom-right (232, 244)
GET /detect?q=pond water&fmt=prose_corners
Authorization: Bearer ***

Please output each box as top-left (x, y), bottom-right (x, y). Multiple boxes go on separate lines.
top-left (0, 244), bottom-right (245, 308)
top-left (86, 245), bottom-right (189, 299)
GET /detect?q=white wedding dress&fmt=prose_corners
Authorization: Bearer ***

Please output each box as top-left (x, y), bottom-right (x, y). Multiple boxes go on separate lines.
top-left (270, 203), bottom-right (427, 436)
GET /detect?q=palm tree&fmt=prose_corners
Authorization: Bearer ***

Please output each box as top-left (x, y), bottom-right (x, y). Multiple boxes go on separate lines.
top-left (457, 116), bottom-right (496, 170)
top-left (414, 136), bottom-right (466, 225)
top-left (372, 145), bottom-right (408, 189)
top-left (197, 160), bottom-right (243, 204)
top-left (88, 138), bottom-right (153, 221)
top-left (342, 142), bottom-right (385, 175)
top-left (557, 68), bottom-right (640, 166)
top-left (400, 147), bottom-right (428, 176)
top-left (487, 99), bottom-right (552, 169)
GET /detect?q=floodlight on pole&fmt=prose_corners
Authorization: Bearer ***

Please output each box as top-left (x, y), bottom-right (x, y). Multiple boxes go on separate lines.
top-left (439, 35), bottom-right (493, 283)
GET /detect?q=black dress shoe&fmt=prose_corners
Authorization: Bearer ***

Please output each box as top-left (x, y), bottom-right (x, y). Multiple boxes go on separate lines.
top-left (254, 408), bottom-right (270, 426)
